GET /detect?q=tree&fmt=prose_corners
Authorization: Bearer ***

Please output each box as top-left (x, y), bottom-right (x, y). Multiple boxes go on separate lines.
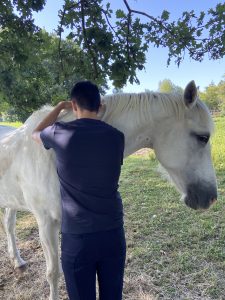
top-left (57, 0), bottom-right (225, 88)
top-left (217, 78), bottom-right (225, 109)
top-left (0, 30), bottom-right (84, 121)
top-left (1, 1), bottom-right (225, 89)
top-left (199, 83), bottom-right (220, 110)
top-left (158, 79), bottom-right (183, 93)
top-left (112, 88), bottom-right (124, 94)
top-left (199, 76), bottom-right (225, 111)
top-left (0, 92), bottom-right (10, 120)
top-left (0, 1), bottom-right (224, 120)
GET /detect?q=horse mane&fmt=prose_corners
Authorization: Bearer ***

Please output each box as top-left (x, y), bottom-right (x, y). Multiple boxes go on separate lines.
top-left (102, 92), bottom-right (212, 124)
top-left (102, 92), bottom-right (184, 123)
top-left (24, 91), bottom-right (213, 132)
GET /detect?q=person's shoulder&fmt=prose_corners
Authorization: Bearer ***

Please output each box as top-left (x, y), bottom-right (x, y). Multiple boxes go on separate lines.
top-left (113, 127), bottom-right (125, 140)
top-left (54, 120), bottom-right (78, 129)
top-left (54, 121), bottom-right (66, 128)
top-left (102, 122), bottom-right (124, 139)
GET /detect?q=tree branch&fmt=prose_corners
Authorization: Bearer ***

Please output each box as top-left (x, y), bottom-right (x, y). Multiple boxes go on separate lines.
top-left (123, 0), bottom-right (197, 57)
top-left (80, 0), bottom-right (98, 79)
top-left (58, 5), bottom-right (66, 80)
top-left (126, 10), bottom-right (131, 63)
top-left (123, 0), bottom-right (174, 35)
top-left (57, 1), bottom-right (83, 80)
top-left (100, 8), bottom-right (124, 45)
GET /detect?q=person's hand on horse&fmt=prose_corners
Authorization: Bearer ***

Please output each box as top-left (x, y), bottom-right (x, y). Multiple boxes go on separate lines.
top-left (58, 101), bottom-right (73, 110)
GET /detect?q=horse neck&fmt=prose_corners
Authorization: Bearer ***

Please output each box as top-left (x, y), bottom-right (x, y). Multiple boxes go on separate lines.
top-left (101, 94), bottom-right (168, 157)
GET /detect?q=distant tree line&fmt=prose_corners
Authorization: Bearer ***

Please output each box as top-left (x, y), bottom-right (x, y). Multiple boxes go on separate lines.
top-left (199, 79), bottom-right (225, 112)
top-left (1, 76), bottom-right (224, 122)
top-left (158, 78), bottom-right (225, 114)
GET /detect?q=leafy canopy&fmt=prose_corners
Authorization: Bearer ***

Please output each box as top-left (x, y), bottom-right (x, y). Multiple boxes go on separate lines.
top-left (0, 0), bottom-right (224, 120)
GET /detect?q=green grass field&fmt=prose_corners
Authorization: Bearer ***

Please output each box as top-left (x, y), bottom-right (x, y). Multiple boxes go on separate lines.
top-left (211, 116), bottom-right (225, 170)
top-left (120, 116), bottom-right (225, 298)
top-left (121, 159), bottom-right (225, 298)
top-left (0, 117), bottom-right (224, 299)
top-left (0, 121), bottom-right (22, 128)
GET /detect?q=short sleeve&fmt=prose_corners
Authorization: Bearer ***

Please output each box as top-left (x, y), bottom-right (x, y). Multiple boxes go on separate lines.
top-left (40, 124), bottom-right (57, 150)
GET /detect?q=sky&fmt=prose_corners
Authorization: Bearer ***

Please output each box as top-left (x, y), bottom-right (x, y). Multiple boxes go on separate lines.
top-left (32, 0), bottom-right (225, 93)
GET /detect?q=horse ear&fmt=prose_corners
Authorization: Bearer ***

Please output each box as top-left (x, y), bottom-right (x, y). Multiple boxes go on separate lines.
top-left (184, 80), bottom-right (198, 109)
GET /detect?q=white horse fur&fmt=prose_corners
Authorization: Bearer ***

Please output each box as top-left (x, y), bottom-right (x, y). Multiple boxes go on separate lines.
top-left (0, 81), bottom-right (217, 299)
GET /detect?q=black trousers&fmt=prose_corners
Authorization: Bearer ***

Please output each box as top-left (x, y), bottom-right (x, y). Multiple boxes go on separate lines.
top-left (61, 226), bottom-right (126, 300)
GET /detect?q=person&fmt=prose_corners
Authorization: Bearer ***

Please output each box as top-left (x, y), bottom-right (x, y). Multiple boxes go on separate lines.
top-left (32, 81), bottom-right (126, 300)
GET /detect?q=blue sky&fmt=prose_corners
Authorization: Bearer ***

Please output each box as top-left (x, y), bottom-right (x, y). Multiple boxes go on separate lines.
top-left (33, 0), bottom-right (225, 93)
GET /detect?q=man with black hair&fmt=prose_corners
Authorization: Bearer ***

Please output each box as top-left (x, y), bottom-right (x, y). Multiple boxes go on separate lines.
top-left (32, 81), bottom-right (126, 300)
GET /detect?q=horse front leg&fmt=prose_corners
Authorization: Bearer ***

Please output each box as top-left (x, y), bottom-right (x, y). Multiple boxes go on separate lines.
top-left (3, 208), bottom-right (27, 271)
top-left (36, 213), bottom-right (60, 300)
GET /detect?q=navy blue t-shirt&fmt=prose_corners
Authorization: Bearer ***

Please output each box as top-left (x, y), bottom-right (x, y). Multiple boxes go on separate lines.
top-left (40, 118), bottom-right (125, 234)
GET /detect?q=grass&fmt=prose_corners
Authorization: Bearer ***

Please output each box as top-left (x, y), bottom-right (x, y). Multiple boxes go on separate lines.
top-left (0, 121), bottom-right (22, 128)
top-left (120, 116), bottom-right (225, 299)
top-left (121, 156), bottom-right (225, 299)
top-left (211, 116), bottom-right (225, 170)
top-left (0, 116), bottom-right (225, 299)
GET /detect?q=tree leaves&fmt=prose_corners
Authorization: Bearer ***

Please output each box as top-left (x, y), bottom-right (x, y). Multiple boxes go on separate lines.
top-left (0, 30), bottom-right (83, 121)
top-left (199, 78), bottom-right (225, 111)
top-left (161, 10), bottom-right (170, 21)
top-left (0, 0), bottom-right (224, 119)
top-left (158, 79), bottom-right (183, 94)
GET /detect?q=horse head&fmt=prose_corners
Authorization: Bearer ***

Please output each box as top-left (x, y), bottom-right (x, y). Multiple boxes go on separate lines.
top-left (153, 81), bottom-right (217, 210)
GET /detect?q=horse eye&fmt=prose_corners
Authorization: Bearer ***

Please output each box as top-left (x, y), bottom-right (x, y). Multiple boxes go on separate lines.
top-left (197, 135), bottom-right (209, 144)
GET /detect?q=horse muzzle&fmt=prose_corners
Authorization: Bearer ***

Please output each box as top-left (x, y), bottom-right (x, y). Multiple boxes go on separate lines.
top-left (184, 183), bottom-right (217, 210)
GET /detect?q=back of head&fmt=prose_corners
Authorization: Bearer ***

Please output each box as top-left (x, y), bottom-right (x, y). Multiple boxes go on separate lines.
top-left (70, 81), bottom-right (101, 112)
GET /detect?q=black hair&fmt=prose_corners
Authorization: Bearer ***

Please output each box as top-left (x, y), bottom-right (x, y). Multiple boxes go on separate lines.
top-left (70, 81), bottom-right (101, 112)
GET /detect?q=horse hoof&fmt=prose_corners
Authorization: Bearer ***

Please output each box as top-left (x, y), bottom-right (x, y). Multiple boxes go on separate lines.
top-left (15, 263), bottom-right (27, 275)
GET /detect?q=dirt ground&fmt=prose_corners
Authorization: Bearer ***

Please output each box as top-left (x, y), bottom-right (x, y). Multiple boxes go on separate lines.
top-left (0, 213), bottom-right (156, 300)
top-left (0, 150), bottom-right (154, 300)
top-left (0, 150), bottom-right (153, 300)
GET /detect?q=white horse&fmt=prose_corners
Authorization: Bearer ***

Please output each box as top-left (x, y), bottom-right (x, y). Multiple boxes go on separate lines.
top-left (0, 81), bottom-right (217, 299)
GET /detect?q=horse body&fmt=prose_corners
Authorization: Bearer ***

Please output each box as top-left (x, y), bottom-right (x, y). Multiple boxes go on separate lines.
top-left (0, 81), bottom-right (217, 299)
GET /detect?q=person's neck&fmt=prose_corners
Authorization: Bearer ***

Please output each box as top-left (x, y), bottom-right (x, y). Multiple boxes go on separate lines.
top-left (76, 110), bottom-right (99, 120)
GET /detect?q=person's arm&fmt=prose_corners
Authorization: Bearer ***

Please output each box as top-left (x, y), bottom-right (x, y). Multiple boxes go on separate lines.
top-left (32, 101), bottom-right (72, 144)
